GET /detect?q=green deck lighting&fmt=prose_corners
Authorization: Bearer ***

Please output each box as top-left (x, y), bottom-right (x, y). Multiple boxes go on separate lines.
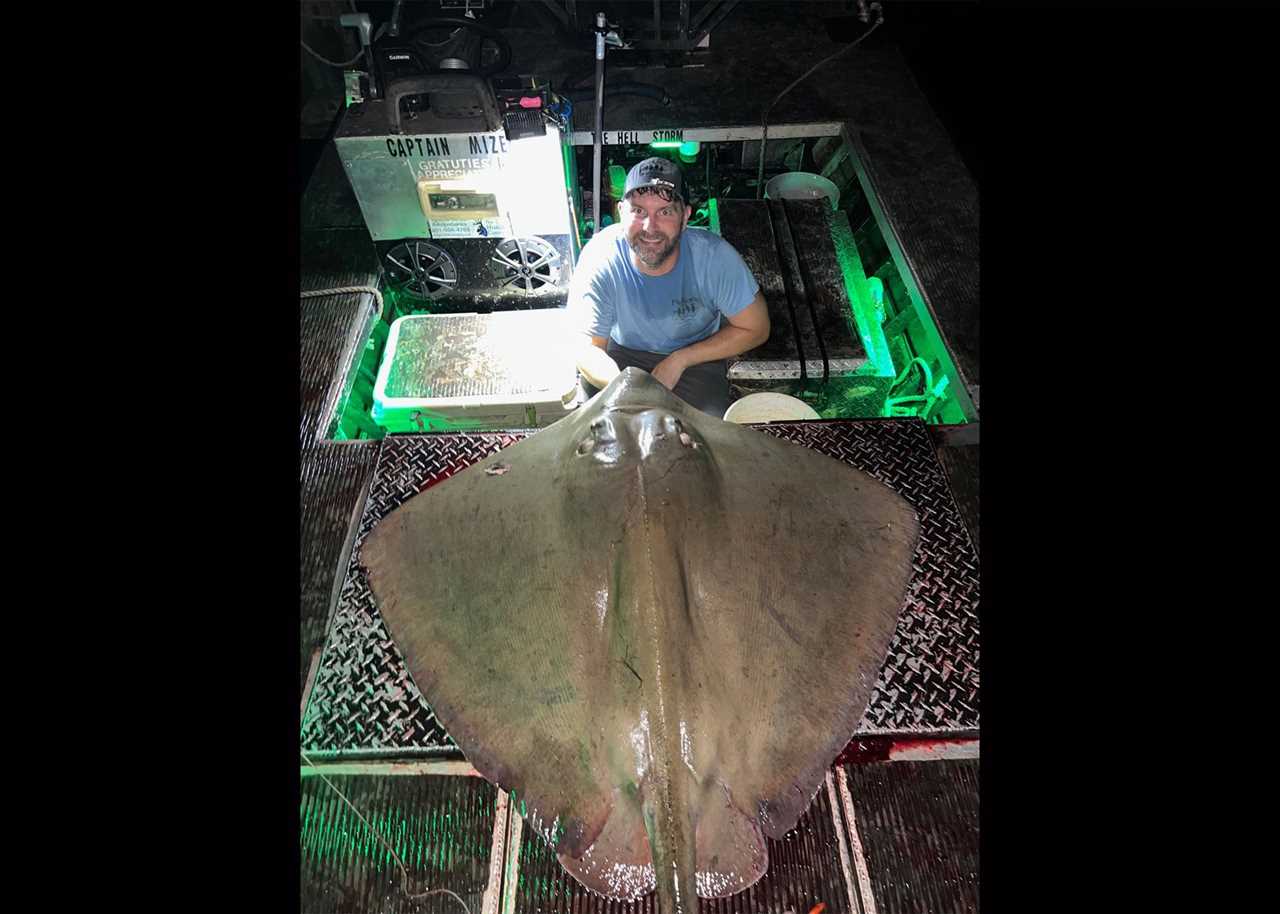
top-left (829, 216), bottom-right (896, 381)
top-left (607, 163), bottom-right (627, 199)
top-left (647, 139), bottom-right (701, 160)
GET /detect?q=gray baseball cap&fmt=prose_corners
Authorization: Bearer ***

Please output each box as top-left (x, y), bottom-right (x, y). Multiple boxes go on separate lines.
top-left (623, 157), bottom-right (685, 201)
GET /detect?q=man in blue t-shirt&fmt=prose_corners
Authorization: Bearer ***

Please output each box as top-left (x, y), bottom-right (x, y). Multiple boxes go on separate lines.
top-left (566, 157), bottom-right (770, 417)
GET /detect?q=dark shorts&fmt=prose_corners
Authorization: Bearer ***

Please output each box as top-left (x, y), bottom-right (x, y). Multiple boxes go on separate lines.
top-left (579, 341), bottom-right (731, 418)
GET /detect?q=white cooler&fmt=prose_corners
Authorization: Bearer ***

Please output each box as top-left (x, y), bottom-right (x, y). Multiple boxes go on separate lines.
top-left (372, 311), bottom-right (579, 432)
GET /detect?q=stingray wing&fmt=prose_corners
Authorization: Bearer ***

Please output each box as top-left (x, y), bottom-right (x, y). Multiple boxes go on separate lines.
top-left (361, 414), bottom-right (643, 857)
top-left (677, 417), bottom-right (919, 839)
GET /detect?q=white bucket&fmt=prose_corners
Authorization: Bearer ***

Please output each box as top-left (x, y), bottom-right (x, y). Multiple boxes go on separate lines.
top-left (764, 172), bottom-right (840, 211)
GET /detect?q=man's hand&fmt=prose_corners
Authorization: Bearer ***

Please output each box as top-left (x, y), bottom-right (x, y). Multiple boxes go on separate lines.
top-left (651, 352), bottom-right (688, 391)
top-left (648, 292), bottom-right (770, 391)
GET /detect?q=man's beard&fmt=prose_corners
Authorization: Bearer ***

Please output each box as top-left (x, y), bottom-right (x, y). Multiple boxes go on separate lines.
top-left (628, 230), bottom-right (680, 268)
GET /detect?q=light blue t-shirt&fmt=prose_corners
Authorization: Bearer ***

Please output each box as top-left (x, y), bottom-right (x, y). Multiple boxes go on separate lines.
top-left (566, 224), bottom-right (760, 354)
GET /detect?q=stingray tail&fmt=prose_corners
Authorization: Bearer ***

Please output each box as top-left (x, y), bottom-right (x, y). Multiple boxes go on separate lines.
top-left (641, 772), bottom-right (698, 914)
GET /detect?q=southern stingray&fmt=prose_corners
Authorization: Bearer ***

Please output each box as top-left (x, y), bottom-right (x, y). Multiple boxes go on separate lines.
top-left (361, 368), bottom-right (918, 914)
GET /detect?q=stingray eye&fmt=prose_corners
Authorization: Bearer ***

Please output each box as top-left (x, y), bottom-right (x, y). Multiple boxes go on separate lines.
top-left (576, 438), bottom-right (593, 456)
top-left (590, 418), bottom-right (617, 442)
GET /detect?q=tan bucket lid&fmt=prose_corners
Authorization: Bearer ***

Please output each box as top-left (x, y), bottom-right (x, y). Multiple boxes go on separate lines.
top-left (723, 392), bottom-right (820, 424)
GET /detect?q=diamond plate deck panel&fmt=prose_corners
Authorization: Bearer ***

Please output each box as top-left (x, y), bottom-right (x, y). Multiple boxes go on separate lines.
top-left (758, 420), bottom-right (979, 735)
top-left (302, 433), bottom-right (526, 757)
top-left (301, 276), bottom-right (381, 448)
top-left (842, 760), bottom-right (978, 914)
top-left (302, 419), bottom-right (978, 758)
top-left (932, 444), bottom-right (978, 550)
top-left (300, 772), bottom-right (499, 914)
top-left (514, 777), bottom-right (852, 914)
top-left (302, 441), bottom-right (382, 696)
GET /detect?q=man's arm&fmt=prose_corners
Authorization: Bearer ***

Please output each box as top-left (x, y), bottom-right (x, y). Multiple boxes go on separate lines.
top-left (651, 291), bottom-right (770, 391)
top-left (565, 241), bottom-right (621, 388)
top-left (575, 333), bottom-right (621, 389)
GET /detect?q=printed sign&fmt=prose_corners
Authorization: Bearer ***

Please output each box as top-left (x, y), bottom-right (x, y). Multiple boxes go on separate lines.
top-left (595, 128), bottom-right (684, 145)
top-left (336, 129), bottom-right (571, 241)
top-left (427, 217), bottom-right (511, 239)
top-left (384, 133), bottom-right (513, 180)
top-left (383, 134), bottom-right (511, 159)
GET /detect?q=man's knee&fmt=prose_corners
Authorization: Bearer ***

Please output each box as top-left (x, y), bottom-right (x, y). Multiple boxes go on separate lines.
top-left (685, 390), bottom-right (730, 418)
top-left (578, 373), bottom-right (601, 402)
top-left (674, 363), bottom-right (730, 418)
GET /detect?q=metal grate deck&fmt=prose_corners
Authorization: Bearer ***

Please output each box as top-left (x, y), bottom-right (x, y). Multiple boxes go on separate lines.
top-left (301, 418), bottom-right (978, 757)
top-left (300, 772), bottom-right (499, 914)
top-left (301, 273), bottom-right (381, 448)
top-left (302, 441), bottom-right (381, 696)
top-left (761, 420), bottom-right (979, 735)
top-left (840, 760), bottom-right (979, 914)
top-left (303, 433), bottom-right (525, 757)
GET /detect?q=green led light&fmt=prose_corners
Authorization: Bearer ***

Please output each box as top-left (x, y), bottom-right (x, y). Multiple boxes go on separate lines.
top-left (829, 217), bottom-right (895, 381)
top-left (607, 163), bottom-right (627, 198)
top-left (648, 139), bottom-right (700, 155)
